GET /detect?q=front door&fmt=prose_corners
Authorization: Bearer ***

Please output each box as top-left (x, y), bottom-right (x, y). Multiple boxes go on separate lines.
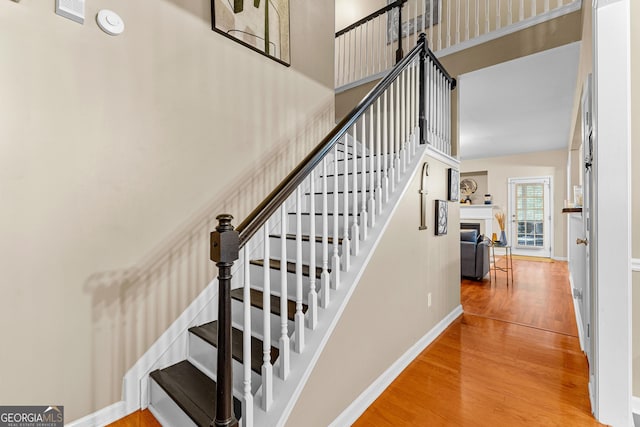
top-left (508, 177), bottom-right (552, 258)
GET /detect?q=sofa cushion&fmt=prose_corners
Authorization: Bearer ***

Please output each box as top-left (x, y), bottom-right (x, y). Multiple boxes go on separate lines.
top-left (460, 229), bottom-right (478, 242)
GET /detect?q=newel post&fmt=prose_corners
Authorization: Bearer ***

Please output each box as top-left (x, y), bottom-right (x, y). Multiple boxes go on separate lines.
top-left (418, 33), bottom-right (427, 145)
top-left (210, 214), bottom-right (239, 427)
top-left (396, 0), bottom-right (404, 63)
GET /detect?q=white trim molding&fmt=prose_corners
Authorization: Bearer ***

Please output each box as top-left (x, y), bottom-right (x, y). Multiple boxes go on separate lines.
top-left (65, 401), bottom-right (127, 427)
top-left (425, 144), bottom-right (460, 168)
top-left (592, 0), bottom-right (632, 424)
top-left (552, 256), bottom-right (568, 262)
top-left (632, 396), bottom-right (640, 415)
top-left (632, 258), bottom-right (640, 272)
top-left (328, 305), bottom-right (463, 427)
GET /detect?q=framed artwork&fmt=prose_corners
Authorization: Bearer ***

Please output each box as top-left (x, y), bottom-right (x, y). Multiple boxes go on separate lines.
top-left (435, 199), bottom-right (448, 236)
top-left (387, 0), bottom-right (440, 44)
top-left (211, 0), bottom-right (291, 65)
top-left (448, 168), bottom-right (459, 202)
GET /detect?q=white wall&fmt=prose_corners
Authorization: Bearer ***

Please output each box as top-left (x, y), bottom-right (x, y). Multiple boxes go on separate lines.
top-left (0, 0), bottom-right (334, 421)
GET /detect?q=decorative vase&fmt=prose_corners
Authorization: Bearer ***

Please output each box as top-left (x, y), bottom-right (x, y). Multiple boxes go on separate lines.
top-left (499, 230), bottom-right (507, 246)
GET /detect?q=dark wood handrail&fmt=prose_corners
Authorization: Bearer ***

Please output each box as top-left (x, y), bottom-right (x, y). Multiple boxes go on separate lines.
top-left (335, 0), bottom-right (408, 37)
top-left (236, 35), bottom-right (455, 247)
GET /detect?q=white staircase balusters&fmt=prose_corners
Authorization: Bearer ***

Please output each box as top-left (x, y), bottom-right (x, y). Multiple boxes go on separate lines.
top-left (519, 0), bottom-right (525, 21)
top-left (294, 187), bottom-right (305, 354)
top-left (544, 0), bottom-right (550, 13)
top-left (400, 70), bottom-right (405, 173)
top-left (369, 104), bottom-right (377, 226)
top-left (332, 143), bottom-right (342, 286)
top-left (375, 97), bottom-right (383, 214)
top-left (389, 82), bottom-right (396, 194)
top-left (382, 90), bottom-right (390, 203)
top-left (416, 59), bottom-right (419, 147)
top-left (531, 0), bottom-right (536, 18)
top-left (475, 0), bottom-right (480, 37)
top-left (307, 170), bottom-right (318, 330)
top-left (485, 0), bottom-right (490, 33)
top-left (497, 0), bottom-right (501, 30)
top-left (359, 25), bottom-right (365, 81)
top-left (466, 0), bottom-right (470, 41)
top-left (279, 205), bottom-right (290, 380)
top-left (395, 78), bottom-right (401, 184)
top-left (262, 222), bottom-right (273, 411)
top-left (351, 124), bottom-right (360, 255)
top-left (242, 246), bottom-right (254, 427)
top-left (456, 0), bottom-right (461, 44)
top-left (508, 0), bottom-right (513, 26)
top-left (360, 115), bottom-right (368, 241)
top-left (146, 36), bottom-right (458, 427)
top-left (341, 135), bottom-right (351, 272)
top-left (321, 158), bottom-right (331, 308)
top-left (402, 67), bottom-right (411, 173)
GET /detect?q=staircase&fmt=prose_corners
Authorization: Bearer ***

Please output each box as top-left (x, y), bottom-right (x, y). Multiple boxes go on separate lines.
top-left (128, 35), bottom-right (455, 427)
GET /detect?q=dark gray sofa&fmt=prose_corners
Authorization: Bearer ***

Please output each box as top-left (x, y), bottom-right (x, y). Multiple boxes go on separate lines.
top-left (460, 229), bottom-right (490, 280)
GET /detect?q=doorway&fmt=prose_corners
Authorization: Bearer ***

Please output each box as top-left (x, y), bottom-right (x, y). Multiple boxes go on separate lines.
top-left (507, 177), bottom-right (552, 258)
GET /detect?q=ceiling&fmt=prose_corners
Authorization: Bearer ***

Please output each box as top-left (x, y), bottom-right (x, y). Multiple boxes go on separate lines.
top-left (458, 42), bottom-right (581, 160)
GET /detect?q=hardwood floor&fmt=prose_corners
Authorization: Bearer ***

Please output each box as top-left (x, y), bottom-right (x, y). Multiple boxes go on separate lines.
top-left (107, 410), bottom-right (160, 427)
top-left (355, 258), bottom-right (604, 426)
top-left (462, 258), bottom-right (578, 336)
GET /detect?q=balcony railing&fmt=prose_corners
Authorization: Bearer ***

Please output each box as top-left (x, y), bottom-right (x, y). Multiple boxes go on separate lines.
top-left (335, 0), bottom-right (581, 90)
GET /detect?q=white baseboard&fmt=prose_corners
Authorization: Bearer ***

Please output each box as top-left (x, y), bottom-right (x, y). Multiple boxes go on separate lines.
top-left (632, 396), bottom-right (640, 415)
top-left (65, 401), bottom-right (127, 427)
top-left (553, 256), bottom-right (568, 261)
top-left (632, 258), bottom-right (640, 272)
top-left (568, 274), bottom-right (585, 352)
top-left (328, 304), bottom-right (464, 427)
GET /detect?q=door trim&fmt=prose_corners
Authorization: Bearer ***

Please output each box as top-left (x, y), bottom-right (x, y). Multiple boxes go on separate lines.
top-left (507, 176), bottom-right (553, 258)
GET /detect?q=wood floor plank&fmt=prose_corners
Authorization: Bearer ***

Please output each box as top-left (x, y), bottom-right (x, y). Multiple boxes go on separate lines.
top-left (107, 409), bottom-right (160, 427)
top-left (355, 259), bottom-right (604, 426)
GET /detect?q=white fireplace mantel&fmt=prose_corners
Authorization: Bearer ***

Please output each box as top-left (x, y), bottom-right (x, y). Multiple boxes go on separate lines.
top-left (460, 204), bottom-right (498, 237)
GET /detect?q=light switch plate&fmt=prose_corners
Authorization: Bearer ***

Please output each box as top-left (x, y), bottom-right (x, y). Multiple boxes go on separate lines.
top-left (55, 0), bottom-right (85, 24)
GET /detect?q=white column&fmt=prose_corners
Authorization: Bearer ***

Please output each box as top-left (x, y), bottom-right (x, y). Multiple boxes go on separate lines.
top-left (592, 1), bottom-right (631, 424)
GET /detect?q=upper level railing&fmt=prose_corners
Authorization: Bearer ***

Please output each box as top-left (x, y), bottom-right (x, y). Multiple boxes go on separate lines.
top-left (210, 34), bottom-right (455, 426)
top-left (335, 0), bottom-right (581, 90)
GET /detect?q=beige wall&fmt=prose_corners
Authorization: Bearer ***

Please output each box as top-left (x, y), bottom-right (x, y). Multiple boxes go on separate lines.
top-left (286, 154), bottom-right (460, 426)
top-left (0, 0), bottom-right (334, 421)
top-left (631, 0), bottom-right (640, 397)
top-left (461, 150), bottom-right (567, 258)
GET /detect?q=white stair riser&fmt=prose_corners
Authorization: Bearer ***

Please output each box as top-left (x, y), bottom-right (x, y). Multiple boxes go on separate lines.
top-left (231, 297), bottom-right (293, 347)
top-left (149, 380), bottom-right (198, 427)
top-left (188, 332), bottom-right (261, 395)
top-left (286, 213), bottom-right (353, 235)
top-left (268, 235), bottom-right (342, 266)
top-left (248, 263), bottom-right (321, 300)
top-left (315, 174), bottom-right (379, 193)
top-left (334, 158), bottom-right (378, 174)
top-left (302, 191), bottom-right (371, 214)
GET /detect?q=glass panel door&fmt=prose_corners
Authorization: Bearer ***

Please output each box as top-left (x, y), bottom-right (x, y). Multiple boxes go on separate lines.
top-left (508, 177), bottom-right (552, 257)
top-left (515, 183), bottom-right (545, 248)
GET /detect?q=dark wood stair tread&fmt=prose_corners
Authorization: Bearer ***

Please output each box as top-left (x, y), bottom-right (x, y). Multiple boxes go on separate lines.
top-left (269, 233), bottom-right (343, 245)
top-left (188, 321), bottom-right (278, 374)
top-left (288, 212), bottom-right (353, 217)
top-left (230, 288), bottom-right (307, 321)
top-left (150, 360), bottom-right (241, 427)
top-left (250, 258), bottom-right (327, 279)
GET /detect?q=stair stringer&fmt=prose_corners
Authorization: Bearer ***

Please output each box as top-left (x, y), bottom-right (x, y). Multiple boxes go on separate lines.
top-left (251, 142), bottom-right (428, 427)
